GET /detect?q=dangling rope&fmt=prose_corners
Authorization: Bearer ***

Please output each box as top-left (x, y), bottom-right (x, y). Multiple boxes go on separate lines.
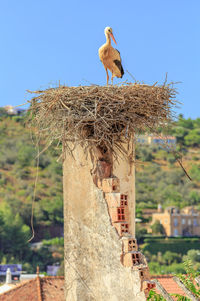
top-left (27, 135), bottom-right (40, 242)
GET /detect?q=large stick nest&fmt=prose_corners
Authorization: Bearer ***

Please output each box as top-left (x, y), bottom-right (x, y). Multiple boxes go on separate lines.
top-left (28, 83), bottom-right (177, 158)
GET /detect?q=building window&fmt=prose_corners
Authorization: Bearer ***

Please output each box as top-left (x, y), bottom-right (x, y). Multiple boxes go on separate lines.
top-left (188, 219), bottom-right (191, 225)
top-left (193, 219), bottom-right (198, 227)
top-left (182, 219), bottom-right (185, 225)
top-left (174, 218), bottom-right (178, 227)
top-left (174, 229), bottom-right (179, 236)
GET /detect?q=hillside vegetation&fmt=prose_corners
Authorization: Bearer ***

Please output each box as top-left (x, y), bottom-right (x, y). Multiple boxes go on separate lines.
top-left (135, 115), bottom-right (200, 274)
top-left (0, 108), bottom-right (200, 273)
top-left (136, 115), bottom-right (200, 211)
top-left (0, 110), bottom-right (63, 272)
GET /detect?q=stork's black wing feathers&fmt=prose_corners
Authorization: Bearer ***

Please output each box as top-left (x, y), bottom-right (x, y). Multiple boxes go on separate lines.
top-left (113, 60), bottom-right (124, 78)
top-left (113, 48), bottom-right (124, 77)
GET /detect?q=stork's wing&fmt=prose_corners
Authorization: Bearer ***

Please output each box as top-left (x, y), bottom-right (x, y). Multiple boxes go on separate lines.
top-left (113, 49), bottom-right (124, 77)
top-left (114, 59), bottom-right (124, 77)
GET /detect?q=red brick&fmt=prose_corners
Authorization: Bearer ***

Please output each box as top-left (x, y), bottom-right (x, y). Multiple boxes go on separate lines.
top-left (123, 252), bottom-right (142, 267)
top-left (142, 280), bottom-right (156, 291)
top-left (122, 237), bottom-right (138, 252)
top-left (120, 194), bottom-right (128, 206)
top-left (105, 193), bottom-right (129, 209)
top-left (113, 222), bottom-right (129, 236)
top-left (138, 267), bottom-right (150, 281)
top-left (108, 206), bottom-right (129, 223)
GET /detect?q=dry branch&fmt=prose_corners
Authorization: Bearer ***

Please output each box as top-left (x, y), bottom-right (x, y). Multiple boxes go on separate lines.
top-left (27, 83), bottom-right (177, 159)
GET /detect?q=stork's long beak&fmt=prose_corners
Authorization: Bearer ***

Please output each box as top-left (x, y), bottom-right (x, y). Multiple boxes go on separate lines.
top-left (110, 32), bottom-right (117, 45)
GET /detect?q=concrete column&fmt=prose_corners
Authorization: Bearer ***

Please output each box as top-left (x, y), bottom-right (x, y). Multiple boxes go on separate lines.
top-left (63, 144), bottom-right (145, 301)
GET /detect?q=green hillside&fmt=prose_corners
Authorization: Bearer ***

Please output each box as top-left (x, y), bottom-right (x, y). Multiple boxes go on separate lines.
top-left (0, 110), bottom-right (63, 272)
top-left (0, 109), bottom-right (200, 274)
top-left (136, 116), bottom-right (200, 211)
top-left (134, 115), bottom-right (200, 274)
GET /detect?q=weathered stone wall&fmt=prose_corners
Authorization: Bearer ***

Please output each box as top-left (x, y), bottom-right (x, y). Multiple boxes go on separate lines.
top-left (63, 145), bottom-right (146, 301)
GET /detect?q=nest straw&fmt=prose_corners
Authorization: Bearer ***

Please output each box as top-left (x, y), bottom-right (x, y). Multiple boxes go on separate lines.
top-left (27, 83), bottom-right (178, 158)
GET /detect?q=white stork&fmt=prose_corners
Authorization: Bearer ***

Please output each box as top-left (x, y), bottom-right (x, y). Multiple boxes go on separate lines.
top-left (98, 26), bottom-right (124, 85)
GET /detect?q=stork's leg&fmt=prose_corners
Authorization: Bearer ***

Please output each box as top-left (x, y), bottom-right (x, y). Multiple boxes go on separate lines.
top-left (111, 73), bottom-right (114, 85)
top-left (103, 65), bottom-right (109, 85)
top-left (106, 69), bottom-right (109, 85)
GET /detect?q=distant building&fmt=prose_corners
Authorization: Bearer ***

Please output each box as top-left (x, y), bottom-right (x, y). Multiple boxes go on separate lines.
top-left (152, 206), bottom-right (200, 237)
top-left (3, 105), bottom-right (26, 116)
top-left (148, 135), bottom-right (176, 146)
top-left (136, 135), bottom-right (149, 144)
top-left (0, 264), bottom-right (22, 281)
top-left (136, 134), bottom-right (176, 147)
top-left (47, 265), bottom-right (60, 276)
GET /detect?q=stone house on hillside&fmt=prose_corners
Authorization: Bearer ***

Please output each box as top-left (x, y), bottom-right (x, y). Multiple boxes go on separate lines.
top-left (152, 206), bottom-right (200, 237)
top-left (136, 134), bottom-right (176, 146)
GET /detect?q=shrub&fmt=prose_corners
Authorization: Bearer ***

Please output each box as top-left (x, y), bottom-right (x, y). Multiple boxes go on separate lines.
top-left (151, 221), bottom-right (165, 236)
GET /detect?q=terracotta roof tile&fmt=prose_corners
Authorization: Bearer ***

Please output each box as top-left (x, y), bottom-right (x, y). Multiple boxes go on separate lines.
top-left (0, 276), bottom-right (64, 301)
top-left (0, 278), bottom-right (39, 301)
top-left (151, 275), bottom-right (186, 299)
top-left (41, 277), bottom-right (64, 301)
top-left (0, 274), bottom-right (191, 300)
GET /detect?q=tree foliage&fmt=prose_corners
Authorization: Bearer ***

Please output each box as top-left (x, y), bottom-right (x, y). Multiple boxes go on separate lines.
top-left (0, 114), bottom-right (63, 272)
top-left (151, 221), bottom-right (166, 235)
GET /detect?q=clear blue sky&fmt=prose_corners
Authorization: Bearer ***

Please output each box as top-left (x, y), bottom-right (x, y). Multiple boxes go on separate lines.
top-left (0, 0), bottom-right (199, 118)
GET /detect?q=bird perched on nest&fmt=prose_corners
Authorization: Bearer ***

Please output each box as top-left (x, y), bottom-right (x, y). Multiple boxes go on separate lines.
top-left (98, 26), bottom-right (124, 85)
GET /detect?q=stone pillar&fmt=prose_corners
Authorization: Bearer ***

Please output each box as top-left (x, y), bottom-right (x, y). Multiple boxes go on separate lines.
top-left (63, 144), bottom-right (146, 301)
